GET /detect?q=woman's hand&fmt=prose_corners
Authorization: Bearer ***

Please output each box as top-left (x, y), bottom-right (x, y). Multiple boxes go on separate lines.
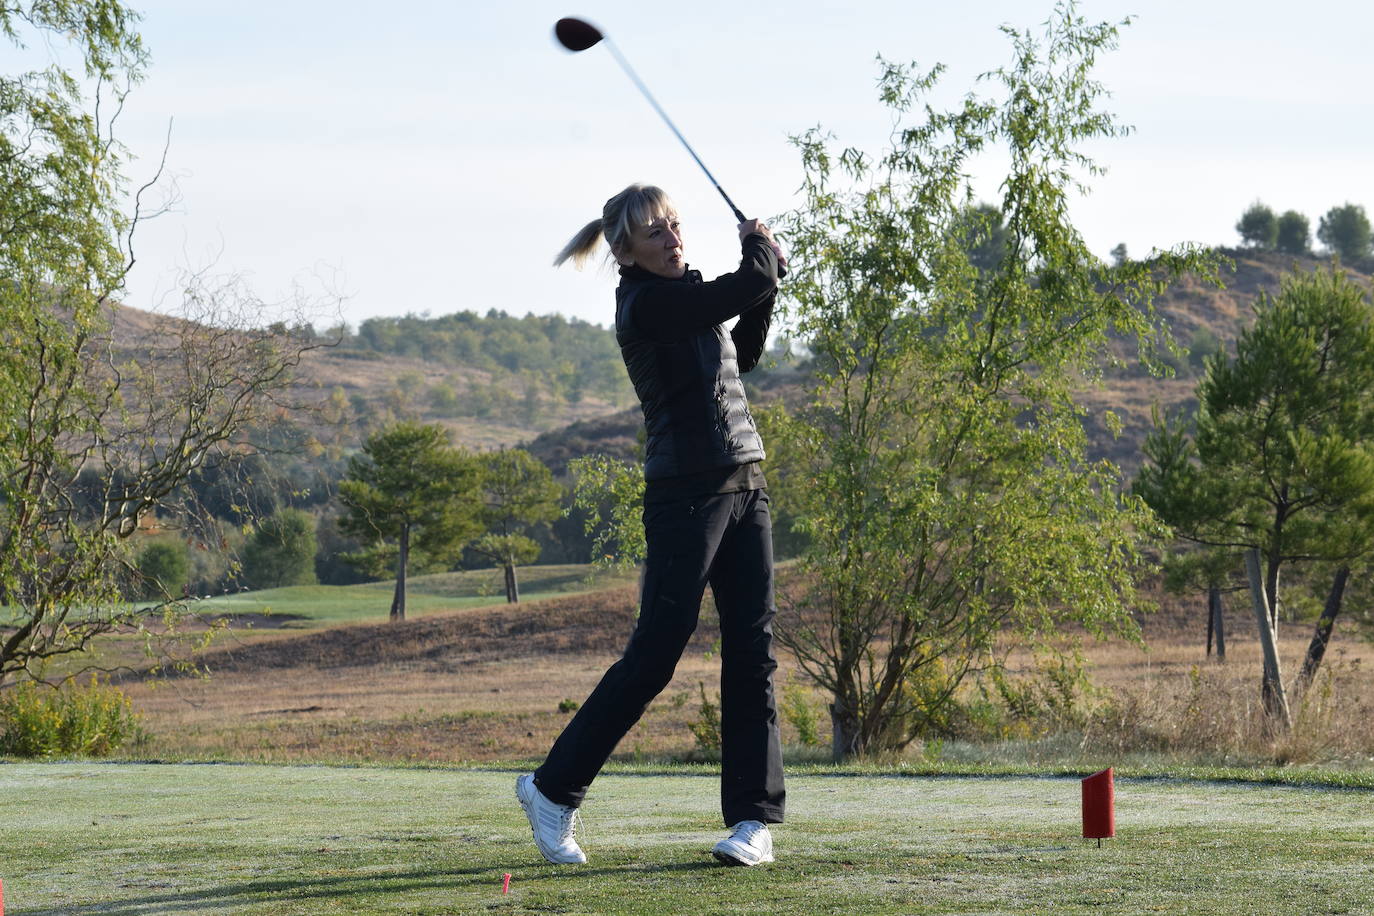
top-left (738, 218), bottom-right (774, 244)
top-left (738, 219), bottom-right (787, 270)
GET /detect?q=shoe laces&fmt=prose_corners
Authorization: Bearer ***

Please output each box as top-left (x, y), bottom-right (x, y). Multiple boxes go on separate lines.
top-left (730, 819), bottom-right (766, 844)
top-left (559, 805), bottom-right (582, 845)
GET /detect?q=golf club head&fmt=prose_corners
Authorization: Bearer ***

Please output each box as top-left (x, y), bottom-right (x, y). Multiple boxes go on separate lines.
top-left (554, 17), bottom-right (603, 52)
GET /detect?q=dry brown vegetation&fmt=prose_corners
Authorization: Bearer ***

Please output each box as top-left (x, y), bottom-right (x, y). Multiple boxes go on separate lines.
top-left (108, 573), bottom-right (1374, 770)
top-left (118, 585), bottom-right (730, 764)
top-left (100, 251), bottom-right (1374, 767)
top-left (1080, 637), bottom-right (1372, 765)
top-left (1071, 584), bottom-right (1374, 766)
top-left (1081, 249), bottom-right (1374, 476)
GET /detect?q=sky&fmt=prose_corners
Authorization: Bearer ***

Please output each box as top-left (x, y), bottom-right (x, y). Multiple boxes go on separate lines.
top-left (67, 0), bottom-right (1374, 330)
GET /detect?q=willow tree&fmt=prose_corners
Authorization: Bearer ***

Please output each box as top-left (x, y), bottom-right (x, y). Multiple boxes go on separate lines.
top-left (770, 2), bottom-right (1216, 759)
top-left (1, 2), bottom-right (322, 685)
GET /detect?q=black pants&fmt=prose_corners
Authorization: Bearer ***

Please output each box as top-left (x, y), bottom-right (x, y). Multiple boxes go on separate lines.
top-left (534, 486), bottom-right (785, 827)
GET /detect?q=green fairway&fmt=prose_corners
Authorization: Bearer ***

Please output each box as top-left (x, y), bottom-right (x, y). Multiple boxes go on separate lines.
top-left (1, 763), bottom-right (1370, 915)
top-left (190, 565), bottom-right (636, 629)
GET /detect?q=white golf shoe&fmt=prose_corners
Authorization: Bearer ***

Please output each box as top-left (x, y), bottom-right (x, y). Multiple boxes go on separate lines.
top-left (712, 819), bottom-right (774, 866)
top-left (516, 774), bottom-right (586, 864)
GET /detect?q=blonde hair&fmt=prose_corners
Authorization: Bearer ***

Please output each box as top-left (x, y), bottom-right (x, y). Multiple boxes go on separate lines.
top-left (553, 183), bottom-right (677, 268)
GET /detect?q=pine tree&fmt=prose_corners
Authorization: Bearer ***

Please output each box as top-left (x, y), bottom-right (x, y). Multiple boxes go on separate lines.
top-left (339, 423), bottom-right (482, 620)
top-left (1136, 267), bottom-right (1374, 720)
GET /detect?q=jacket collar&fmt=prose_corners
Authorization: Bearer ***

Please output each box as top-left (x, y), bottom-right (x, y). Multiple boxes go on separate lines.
top-left (619, 263), bottom-right (701, 285)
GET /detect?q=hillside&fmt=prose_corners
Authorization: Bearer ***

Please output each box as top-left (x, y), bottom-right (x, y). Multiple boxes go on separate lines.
top-left (526, 250), bottom-right (1371, 478)
top-left (108, 305), bottom-right (638, 454)
top-left (109, 249), bottom-right (1370, 479)
top-left (1082, 249), bottom-right (1370, 475)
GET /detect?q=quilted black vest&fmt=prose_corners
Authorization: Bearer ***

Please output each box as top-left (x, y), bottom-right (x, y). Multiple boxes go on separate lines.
top-left (615, 279), bottom-right (766, 482)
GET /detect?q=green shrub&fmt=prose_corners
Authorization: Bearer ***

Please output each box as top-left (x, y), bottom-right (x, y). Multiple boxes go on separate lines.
top-left (0, 676), bottom-right (144, 758)
top-left (427, 382), bottom-right (460, 412)
top-left (1187, 326), bottom-right (1224, 372)
top-left (240, 509), bottom-right (318, 589)
top-left (687, 682), bottom-right (721, 753)
top-left (781, 684), bottom-right (824, 747)
top-left (989, 655), bottom-right (1092, 737)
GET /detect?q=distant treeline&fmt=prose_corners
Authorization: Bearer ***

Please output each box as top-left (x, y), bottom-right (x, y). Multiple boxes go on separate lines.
top-left (336, 309), bottom-right (631, 406)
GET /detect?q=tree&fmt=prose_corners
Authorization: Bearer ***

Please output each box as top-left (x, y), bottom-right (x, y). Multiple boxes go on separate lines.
top-left (1157, 544), bottom-right (1235, 661)
top-left (770, 3), bottom-right (1217, 760)
top-left (313, 510), bottom-right (371, 585)
top-left (240, 509), bottom-right (318, 590)
top-left (1317, 203), bottom-right (1372, 262)
top-left (469, 449), bottom-right (561, 603)
top-left (1276, 210), bottom-right (1311, 256)
top-left (1135, 267), bottom-right (1374, 723)
top-left (338, 423), bottom-right (482, 620)
top-left (0, 2), bottom-right (322, 686)
top-left (954, 203), bottom-right (1010, 274)
top-left (1186, 326), bottom-right (1223, 372)
top-left (1236, 202), bottom-right (1279, 250)
top-left (136, 540), bottom-right (191, 600)
top-left (186, 452), bottom-right (283, 524)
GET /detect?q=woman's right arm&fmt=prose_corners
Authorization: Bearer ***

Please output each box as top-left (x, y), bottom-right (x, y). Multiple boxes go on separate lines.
top-left (628, 233), bottom-right (779, 342)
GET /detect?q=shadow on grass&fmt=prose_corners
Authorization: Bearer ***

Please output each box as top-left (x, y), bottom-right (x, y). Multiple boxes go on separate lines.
top-left (20, 860), bottom-right (719, 915)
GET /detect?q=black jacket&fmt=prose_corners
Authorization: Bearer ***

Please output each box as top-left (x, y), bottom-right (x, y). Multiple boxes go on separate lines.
top-left (614, 233), bottom-right (778, 482)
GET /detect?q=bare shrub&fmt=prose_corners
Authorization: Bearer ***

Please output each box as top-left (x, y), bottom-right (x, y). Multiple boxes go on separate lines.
top-left (1082, 653), bottom-right (1373, 764)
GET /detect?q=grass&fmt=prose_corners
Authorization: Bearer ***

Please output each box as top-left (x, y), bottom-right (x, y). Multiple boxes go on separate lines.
top-left (1, 762), bottom-right (1371, 914)
top-left (11, 563), bottom-right (1374, 914)
top-left (189, 565), bottom-right (638, 629)
top-left (8, 567), bottom-right (1374, 912)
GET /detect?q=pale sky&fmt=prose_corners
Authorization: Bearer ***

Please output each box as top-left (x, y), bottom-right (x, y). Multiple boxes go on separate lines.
top-left (95, 0), bottom-right (1374, 330)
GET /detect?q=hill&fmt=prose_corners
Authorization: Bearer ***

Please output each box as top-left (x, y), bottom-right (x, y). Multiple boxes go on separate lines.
top-left (102, 250), bottom-right (1370, 581)
top-left (108, 304), bottom-right (639, 454)
top-left (515, 250), bottom-right (1373, 479)
top-left (111, 248), bottom-right (1338, 475)
top-left (1082, 249), bottom-right (1371, 475)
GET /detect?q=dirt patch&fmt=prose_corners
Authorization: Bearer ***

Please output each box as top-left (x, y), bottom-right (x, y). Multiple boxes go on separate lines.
top-left (209, 612), bottom-right (313, 630)
top-left (148, 584), bottom-right (724, 679)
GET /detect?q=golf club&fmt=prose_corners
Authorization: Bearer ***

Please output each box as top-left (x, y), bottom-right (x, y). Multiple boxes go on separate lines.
top-left (554, 16), bottom-right (747, 225)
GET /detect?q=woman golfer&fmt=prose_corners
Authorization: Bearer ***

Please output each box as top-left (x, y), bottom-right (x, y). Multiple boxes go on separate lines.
top-left (517, 183), bottom-right (785, 866)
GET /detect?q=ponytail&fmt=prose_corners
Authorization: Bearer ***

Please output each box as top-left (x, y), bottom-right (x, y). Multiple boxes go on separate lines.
top-left (552, 183), bottom-right (677, 270)
top-left (553, 218), bottom-right (605, 268)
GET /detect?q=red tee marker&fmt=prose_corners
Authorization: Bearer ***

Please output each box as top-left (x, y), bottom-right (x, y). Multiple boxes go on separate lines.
top-left (1081, 767), bottom-right (1115, 845)
top-left (1, 875), bottom-right (6, 915)
top-left (502, 873), bottom-right (511, 895)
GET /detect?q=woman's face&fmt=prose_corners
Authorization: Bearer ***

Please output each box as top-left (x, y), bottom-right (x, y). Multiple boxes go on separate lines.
top-left (622, 214), bottom-right (685, 279)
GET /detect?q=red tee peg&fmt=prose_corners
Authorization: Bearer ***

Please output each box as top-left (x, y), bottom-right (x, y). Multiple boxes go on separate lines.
top-left (1081, 767), bottom-right (1115, 845)
top-left (502, 873), bottom-right (511, 895)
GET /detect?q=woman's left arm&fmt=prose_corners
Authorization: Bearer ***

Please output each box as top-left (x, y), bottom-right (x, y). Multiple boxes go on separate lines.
top-left (732, 295), bottom-right (774, 373)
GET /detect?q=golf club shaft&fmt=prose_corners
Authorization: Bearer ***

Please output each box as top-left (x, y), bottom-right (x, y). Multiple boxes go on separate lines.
top-left (602, 38), bottom-right (746, 224)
